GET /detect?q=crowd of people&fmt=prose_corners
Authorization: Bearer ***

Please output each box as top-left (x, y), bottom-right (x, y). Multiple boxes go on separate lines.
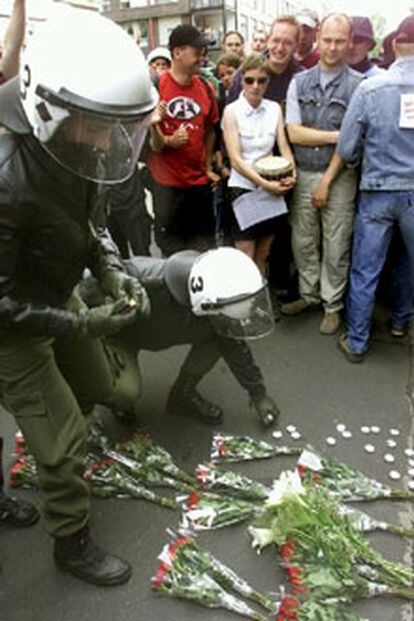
top-left (0, 0), bottom-right (413, 589)
top-left (139, 11), bottom-right (414, 353)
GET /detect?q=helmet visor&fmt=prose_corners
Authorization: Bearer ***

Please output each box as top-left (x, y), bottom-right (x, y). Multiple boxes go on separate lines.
top-left (209, 286), bottom-right (274, 340)
top-left (42, 108), bottom-right (151, 183)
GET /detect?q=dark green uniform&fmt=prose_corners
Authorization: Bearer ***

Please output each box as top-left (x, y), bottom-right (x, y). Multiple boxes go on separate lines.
top-left (106, 252), bottom-right (267, 401)
top-left (0, 79), bottom-right (139, 536)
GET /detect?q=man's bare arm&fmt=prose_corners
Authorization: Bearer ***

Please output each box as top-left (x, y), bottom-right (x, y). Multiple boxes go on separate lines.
top-left (1, 0), bottom-right (25, 80)
top-left (312, 151), bottom-right (345, 208)
top-left (287, 123), bottom-right (339, 147)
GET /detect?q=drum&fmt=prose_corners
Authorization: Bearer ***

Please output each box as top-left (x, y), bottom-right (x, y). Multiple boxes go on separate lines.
top-left (253, 156), bottom-right (293, 180)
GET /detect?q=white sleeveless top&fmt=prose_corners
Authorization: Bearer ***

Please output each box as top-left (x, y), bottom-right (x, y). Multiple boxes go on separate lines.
top-left (226, 94), bottom-right (281, 191)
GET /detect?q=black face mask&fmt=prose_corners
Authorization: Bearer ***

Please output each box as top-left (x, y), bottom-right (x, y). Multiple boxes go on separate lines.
top-left (44, 138), bottom-right (108, 179)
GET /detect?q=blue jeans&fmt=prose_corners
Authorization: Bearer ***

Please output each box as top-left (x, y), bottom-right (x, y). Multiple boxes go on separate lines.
top-left (347, 191), bottom-right (414, 353)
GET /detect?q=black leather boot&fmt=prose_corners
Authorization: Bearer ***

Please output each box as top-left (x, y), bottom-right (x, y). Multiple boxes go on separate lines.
top-left (0, 492), bottom-right (40, 527)
top-left (167, 376), bottom-right (223, 424)
top-left (54, 525), bottom-right (132, 586)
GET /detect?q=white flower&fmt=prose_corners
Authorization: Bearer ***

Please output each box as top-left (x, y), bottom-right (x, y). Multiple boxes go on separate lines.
top-left (248, 525), bottom-right (275, 552)
top-left (265, 469), bottom-right (305, 508)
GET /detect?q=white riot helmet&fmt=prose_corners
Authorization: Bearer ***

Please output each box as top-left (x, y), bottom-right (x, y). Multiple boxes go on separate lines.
top-left (188, 247), bottom-right (274, 340)
top-left (20, 6), bottom-right (158, 183)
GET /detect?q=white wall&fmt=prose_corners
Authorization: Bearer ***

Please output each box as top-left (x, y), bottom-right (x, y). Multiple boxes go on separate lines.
top-left (0, 0), bottom-right (99, 41)
top-left (158, 15), bottom-right (182, 46)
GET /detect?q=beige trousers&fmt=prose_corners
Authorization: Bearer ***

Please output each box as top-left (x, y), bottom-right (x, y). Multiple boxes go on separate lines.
top-left (290, 168), bottom-right (357, 312)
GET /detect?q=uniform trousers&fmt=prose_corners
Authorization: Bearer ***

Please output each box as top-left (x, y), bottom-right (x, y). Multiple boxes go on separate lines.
top-left (0, 292), bottom-right (140, 537)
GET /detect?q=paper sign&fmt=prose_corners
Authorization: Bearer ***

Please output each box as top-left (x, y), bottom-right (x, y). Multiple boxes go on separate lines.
top-left (232, 187), bottom-right (287, 231)
top-left (399, 93), bottom-right (414, 129)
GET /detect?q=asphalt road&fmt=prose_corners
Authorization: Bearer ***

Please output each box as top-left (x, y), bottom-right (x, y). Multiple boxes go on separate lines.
top-left (1, 305), bottom-right (413, 621)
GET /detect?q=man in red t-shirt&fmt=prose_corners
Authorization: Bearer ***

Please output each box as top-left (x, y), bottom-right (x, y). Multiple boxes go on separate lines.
top-left (148, 25), bottom-right (220, 256)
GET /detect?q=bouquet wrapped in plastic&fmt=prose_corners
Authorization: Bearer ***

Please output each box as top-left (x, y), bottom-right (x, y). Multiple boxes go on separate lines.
top-left (276, 596), bottom-right (368, 621)
top-left (151, 533), bottom-right (273, 620)
top-left (102, 449), bottom-right (192, 492)
top-left (178, 490), bottom-right (259, 530)
top-left (10, 433), bottom-right (179, 510)
top-left (157, 531), bottom-right (277, 612)
top-left (338, 504), bottom-right (414, 538)
top-left (116, 431), bottom-right (195, 484)
top-left (249, 470), bottom-right (414, 604)
top-left (9, 454), bottom-right (38, 489)
top-left (211, 433), bottom-right (302, 463)
top-left (196, 462), bottom-right (270, 500)
top-left (85, 457), bottom-right (177, 509)
top-left (298, 447), bottom-right (414, 501)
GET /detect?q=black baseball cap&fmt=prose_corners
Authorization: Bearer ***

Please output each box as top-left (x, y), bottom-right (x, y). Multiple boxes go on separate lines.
top-left (169, 25), bottom-right (209, 51)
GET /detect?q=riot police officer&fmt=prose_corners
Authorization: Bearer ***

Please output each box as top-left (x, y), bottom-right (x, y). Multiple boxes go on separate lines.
top-left (0, 7), bottom-right (157, 585)
top-left (100, 248), bottom-right (280, 427)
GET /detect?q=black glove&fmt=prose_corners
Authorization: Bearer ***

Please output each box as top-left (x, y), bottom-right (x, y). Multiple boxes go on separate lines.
top-left (74, 300), bottom-right (138, 338)
top-left (100, 269), bottom-right (151, 316)
top-left (251, 394), bottom-right (280, 427)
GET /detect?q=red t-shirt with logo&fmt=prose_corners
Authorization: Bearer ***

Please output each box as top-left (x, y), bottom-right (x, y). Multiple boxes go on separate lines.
top-left (147, 70), bottom-right (219, 188)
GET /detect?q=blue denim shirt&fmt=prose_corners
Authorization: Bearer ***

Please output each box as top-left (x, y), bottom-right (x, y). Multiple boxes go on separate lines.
top-left (293, 64), bottom-right (362, 171)
top-left (338, 56), bottom-right (414, 191)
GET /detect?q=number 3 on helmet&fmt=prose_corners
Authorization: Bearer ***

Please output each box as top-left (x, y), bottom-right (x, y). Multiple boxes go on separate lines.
top-left (188, 247), bottom-right (275, 340)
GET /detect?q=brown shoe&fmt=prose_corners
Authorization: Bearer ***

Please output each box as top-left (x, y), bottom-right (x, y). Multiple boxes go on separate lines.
top-left (281, 298), bottom-right (315, 316)
top-left (320, 311), bottom-right (341, 335)
top-left (337, 333), bottom-right (364, 363)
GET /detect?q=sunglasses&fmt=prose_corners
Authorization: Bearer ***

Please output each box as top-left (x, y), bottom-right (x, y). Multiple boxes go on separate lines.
top-left (243, 76), bottom-right (269, 85)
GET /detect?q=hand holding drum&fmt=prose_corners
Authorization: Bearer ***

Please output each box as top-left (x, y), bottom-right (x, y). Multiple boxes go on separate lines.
top-left (254, 156), bottom-right (296, 196)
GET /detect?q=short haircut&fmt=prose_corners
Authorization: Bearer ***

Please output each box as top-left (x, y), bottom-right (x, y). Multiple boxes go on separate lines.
top-left (222, 30), bottom-right (245, 45)
top-left (216, 52), bottom-right (242, 70)
top-left (319, 13), bottom-right (352, 35)
top-left (241, 52), bottom-right (271, 75)
top-left (252, 28), bottom-right (268, 38)
top-left (270, 15), bottom-right (300, 41)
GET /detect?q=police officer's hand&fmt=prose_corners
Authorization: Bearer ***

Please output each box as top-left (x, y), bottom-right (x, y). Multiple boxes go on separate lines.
top-left (101, 269), bottom-right (151, 316)
top-left (75, 300), bottom-right (138, 338)
top-left (251, 394), bottom-right (280, 427)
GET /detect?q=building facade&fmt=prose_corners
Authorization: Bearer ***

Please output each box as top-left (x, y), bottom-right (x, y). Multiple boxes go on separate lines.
top-left (102, 0), bottom-right (310, 54)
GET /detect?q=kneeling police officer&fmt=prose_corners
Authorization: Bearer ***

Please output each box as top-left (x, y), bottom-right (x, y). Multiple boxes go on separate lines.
top-left (106, 247), bottom-right (280, 427)
top-left (0, 8), bottom-right (157, 585)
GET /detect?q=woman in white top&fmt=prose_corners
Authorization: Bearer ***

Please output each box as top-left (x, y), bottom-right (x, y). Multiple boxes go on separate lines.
top-left (222, 53), bottom-right (296, 276)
